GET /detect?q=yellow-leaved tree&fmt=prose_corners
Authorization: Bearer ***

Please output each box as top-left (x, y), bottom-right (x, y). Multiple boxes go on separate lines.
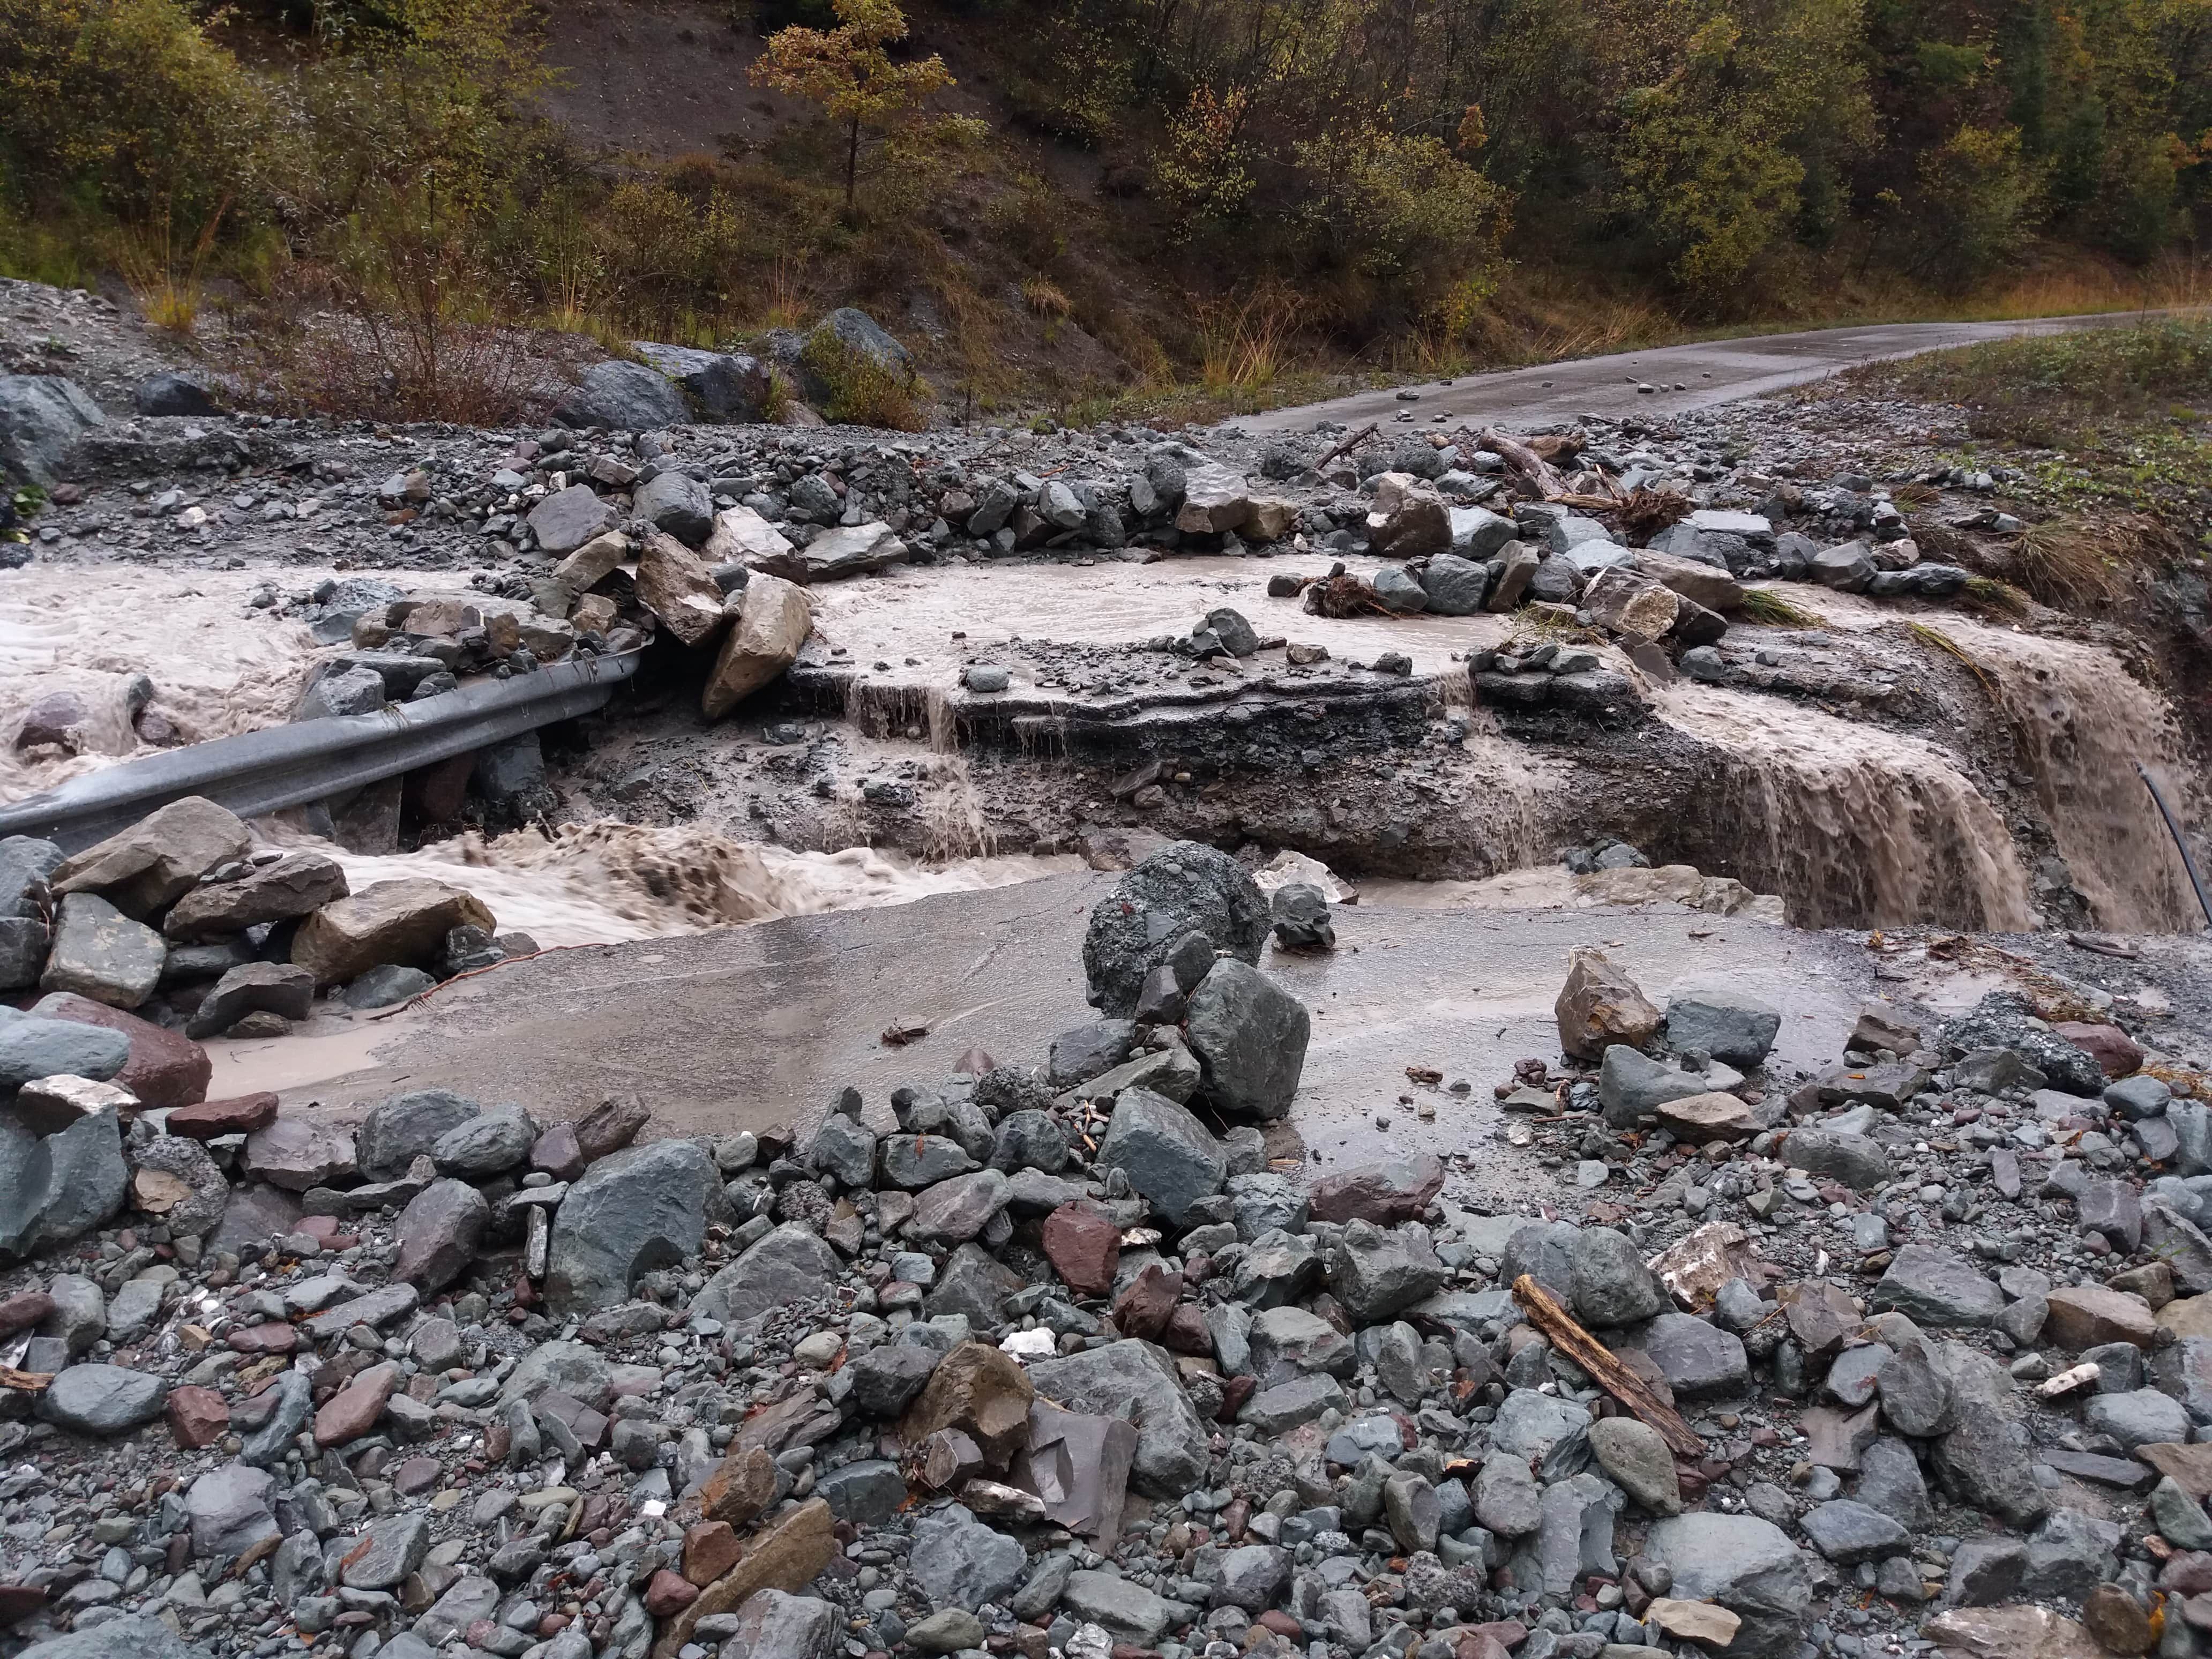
top-left (751, 0), bottom-right (954, 211)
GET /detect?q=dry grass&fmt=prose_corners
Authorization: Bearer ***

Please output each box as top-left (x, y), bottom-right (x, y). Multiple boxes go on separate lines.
top-left (1903, 620), bottom-right (1997, 694)
top-left (1740, 588), bottom-right (1827, 628)
top-left (2005, 512), bottom-right (2187, 609)
top-left (1960, 575), bottom-right (2033, 617)
top-left (1021, 276), bottom-right (1071, 319)
top-left (1197, 283), bottom-right (1305, 401)
top-left (115, 196), bottom-right (231, 338)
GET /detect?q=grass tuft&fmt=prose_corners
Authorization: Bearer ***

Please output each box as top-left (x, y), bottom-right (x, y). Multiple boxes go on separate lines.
top-left (1740, 588), bottom-right (1827, 628)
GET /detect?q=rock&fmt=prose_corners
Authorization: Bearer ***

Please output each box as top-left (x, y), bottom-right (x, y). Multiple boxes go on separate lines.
top-left (1240, 1373), bottom-right (1346, 1434)
top-left (1800, 1499), bottom-right (1908, 1563)
top-left (2151, 1477), bottom-right (2212, 1549)
top-left (12, 1616), bottom-right (205, 1659)
top-left (183, 961), bottom-right (314, 1038)
top-left (1588, 1416), bottom-right (1682, 1514)
top-left (9, 1073), bottom-right (129, 1137)
top-left (300, 887), bottom-right (495, 997)
top-left (1177, 464), bottom-right (1257, 534)
top-left (906, 1610), bottom-right (985, 1655)
top-left (316, 1361), bottom-right (399, 1446)
top-left (1097, 1087), bottom-right (1226, 1225)
top-left (1183, 959), bottom-right (1309, 1120)
top-left (41, 893), bottom-right (165, 1010)
top-left (1042, 1202), bottom-right (1120, 1296)
top-left (546, 1139), bottom-right (719, 1312)
top-left (635, 473), bottom-right (716, 549)
top-left (1853, 1435), bottom-right (1932, 1529)
top-left (340, 965), bottom-right (436, 1010)
top-left (849, 1343), bottom-right (940, 1418)
top-left (1, 1110), bottom-right (129, 1261)
top-left (1419, 552), bottom-right (1492, 615)
top-left (1082, 842), bottom-right (1268, 1018)
top-left (38, 1363), bottom-right (166, 1436)
top-left (1945, 1537), bottom-right (2027, 1606)
top-left (2044, 1284), bottom-right (2158, 1352)
top-left (1062, 1568), bottom-right (1192, 1646)
top-left (238, 1115), bottom-right (356, 1192)
top-left (1583, 569), bottom-right (1680, 639)
top-left (1655, 1091), bottom-right (1758, 1140)
top-left (431, 1108), bottom-right (536, 1179)
top-left (1870, 1244), bottom-right (2005, 1327)
top-left (32, 994), bottom-right (208, 1107)
top-left (1026, 1341), bottom-right (1208, 1496)
top-left (900, 1340), bottom-right (1034, 1467)
top-left (2084, 1387), bottom-right (2191, 1449)
top-left (1328, 1219), bottom-right (1446, 1324)
top-left (1556, 948), bottom-right (1662, 1059)
top-left (1307, 1155), bottom-right (1444, 1225)
top-left (1782, 1126), bottom-right (1890, 1192)
top-left (556, 358), bottom-right (687, 432)
top-left (1641, 1514), bottom-right (1810, 1659)
top-left (908, 1505), bottom-right (1027, 1611)
top-left (630, 343), bottom-right (772, 422)
top-left (750, 521), bottom-right (909, 584)
top-left (0, 375), bottom-right (103, 487)
top-left (1933, 1403), bottom-right (2049, 1526)
top-left (703, 573), bottom-right (811, 718)
top-left (357, 1090), bottom-right (480, 1182)
top-left (1048, 1021), bottom-right (1135, 1089)
top-left (1570, 1225), bottom-right (1666, 1326)
top-left (0, 1015), bottom-right (129, 1092)
top-left (700, 1446), bottom-right (780, 1527)
top-left (186, 1462), bottom-right (276, 1561)
top-left (1597, 1045), bottom-right (1717, 1127)
top-left (340, 1512), bottom-right (429, 1590)
top-left (1874, 1336), bottom-right (1955, 1437)
top-left (162, 853), bottom-right (348, 940)
top-left (1940, 991), bottom-right (2107, 1096)
top-left (909, 1169), bottom-right (1009, 1243)
top-left (2080, 1585), bottom-right (2155, 1657)
top-left (694, 1222), bottom-right (842, 1325)
top-left (394, 1179), bottom-right (489, 1291)
top-left (1269, 882), bottom-right (1334, 951)
top-left (1636, 1313), bottom-right (1749, 1398)
top-left (128, 1134), bottom-right (227, 1237)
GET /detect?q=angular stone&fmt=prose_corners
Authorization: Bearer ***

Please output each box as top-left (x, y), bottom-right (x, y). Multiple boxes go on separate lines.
top-left (1636, 1313), bottom-right (1749, 1398)
top-left (394, 1179), bottom-right (489, 1292)
top-left (50, 796), bottom-right (248, 920)
top-left (637, 530), bottom-right (726, 645)
top-left (2045, 1284), bottom-right (2158, 1353)
top-left (167, 1092), bottom-right (278, 1139)
top-left (184, 961), bottom-right (314, 1039)
top-left (1641, 1513), bottom-right (1810, 1659)
top-left (1307, 1156), bottom-right (1444, 1225)
top-left (546, 1139), bottom-right (720, 1312)
top-left (1328, 1219), bottom-right (1446, 1325)
top-left (1870, 1244), bottom-right (2005, 1328)
top-left (38, 1363), bottom-right (167, 1436)
top-left (241, 1116), bottom-right (355, 1192)
top-left (1097, 1087), bottom-right (1226, 1225)
top-left (703, 574), bottom-right (811, 719)
top-left (1026, 1340), bottom-right (1207, 1496)
top-left (1588, 1415), bottom-right (1680, 1514)
top-left (292, 879), bottom-right (494, 985)
top-left (900, 1341), bottom-right (1035, 1468)
top-left (1183, 960), bottom-right (1308, 1120)
top-left (163, 853), bottom-right (348, 941)
top-left (694, 1223), bottom-right (842, 1325)
top-left (1556, 947), bottom-right (1661, 1059)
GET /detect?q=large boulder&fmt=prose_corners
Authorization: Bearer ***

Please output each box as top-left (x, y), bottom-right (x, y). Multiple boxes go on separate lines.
top-left (694, 1222), bottom-right (842, 1325)
top-left (14, 1617), bottom-right (204, 1659)
top-left (183, 961), bottom-right (314, 1039)
top-left (29, 994), bottom-right (208, 1106)
top-left (50, 796), bottom-right (249, 920)
top-left (1870, 1244), bottom-right (2005, 1328)
top-left (1082, 842), bottom-right (1269, 1018)
top-left (0, 1012), bottom-right (129, 1092)
top-left (0, 374), bottom-right (103, 487)
top-left (162, 852), bottom-right (349, 940)
top-left (1025, 1340), bottom-right (1208, 1497)
top-left (703, 574), bottom-right (811, 719)
top-left (394, 1179), bottom-right (490, 1292)
top-left (630, 343), bottom-right (772, 423)
top-left (357, 1089), bottom-right (481, 1182)
top-left (1641, 1513), bottom-right (1811, 1659)
top-left (291, 879), bottom-right (495, 985)
top-left (545, 1139), bottom-right (721, 1312)
top-left (1664, 988), bottom-right (1780, 1066)
top-left (637, 530), bottom-right (726, 644)
top-left (36, 1361), bottom-right (166, 1435)
top-left (1096, 1088), bottom-right (1227, 1225)
top-left (1556, 947), bottom-right (1661, 1059)
top-left (1183, 959), bottom-right (1309, 1120)
top-left (556, 358), bottom-right (687, 432)
top-left (752, 523), bottom-right (909, 586)
top-left (0, 1110), bottom-right (129, 1262)
top-left (634, 474), bottom-right (715, 550)
top-left (41, 892), bottom-right (165, 1010)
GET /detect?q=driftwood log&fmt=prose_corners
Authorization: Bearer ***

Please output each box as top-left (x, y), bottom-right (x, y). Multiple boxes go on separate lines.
top-left (1511, 1273), bottom-right (1705, 1461)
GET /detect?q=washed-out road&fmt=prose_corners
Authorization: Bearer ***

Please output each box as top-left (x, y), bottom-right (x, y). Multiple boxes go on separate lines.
top-left (1240, 309), bottom-right (2177, 435)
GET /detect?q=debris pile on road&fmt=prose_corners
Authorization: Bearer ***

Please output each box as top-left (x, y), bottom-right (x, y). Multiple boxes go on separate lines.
top-left (1, 840), bottom-right (2206, 1659)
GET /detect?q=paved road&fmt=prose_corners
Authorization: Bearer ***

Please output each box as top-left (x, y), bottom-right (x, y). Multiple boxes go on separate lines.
top-left (221, 873), bottom-right (1875, 1209)
top-left (1240, 310), bottom-right (2169, 435)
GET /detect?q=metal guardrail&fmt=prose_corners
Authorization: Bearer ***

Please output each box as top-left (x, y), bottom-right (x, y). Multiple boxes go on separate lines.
top-left (0, 649), bottom-right (641, 852)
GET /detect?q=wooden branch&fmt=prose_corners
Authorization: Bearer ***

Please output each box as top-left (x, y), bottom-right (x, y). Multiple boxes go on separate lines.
top-left (0, 1367), bottom-right (53, 1393)
top-left (1479, 428), bottom-right (1569, 499)
top-left (1314, 422), bottom-right (1379, 471)
top-left (1511, 1273), bottom-right (1704, 1461)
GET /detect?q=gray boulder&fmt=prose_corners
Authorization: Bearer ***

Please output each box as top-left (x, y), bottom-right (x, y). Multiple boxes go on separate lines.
top-left (431, 1109), bottom-right (536, 1179)
top-left (1026, 1340), bottom-right (1207, 1496)
top-left (694, 1222), bottom-right (842, 1325)
top-left (908, 1505), bottom-right (1026, 1611)
top-left (42, 892), bottom-right (165, 1010)
top-left (545, 1139), bottom-right (720, 1311)
top-left (1184, 959), bottom-right (1309, 1120)
top-left (1, 1110), bottom-right (129, 1262)
top-left (0, 375), bottom-right (103, 487)
top-left (394, 1179), bottom-right (489, 1292)
top-left (1419, 553), bottom-right (1492, 615)
top-left (357, 1090), bottom-right (480, 1183)
top-left (1665, 988), bottom-right (1781, 1066)
top-left (1500, 1221), bottom-right (1578, 1302)
top-left (15, 1617), bottom-right (205, 1659)
top-left (1569, 1226), bottom-right (1665, 1326)
top-left (525, 484), bottom-right (620, 556)
top-left (1642, 1513), bottom-right (1811, 1659)
top-left (630, 343), bottom-right (771, 422)
top-left (1269, 883), bottom-right (1334, 952)
top-left (1328, 1220), bottom-right (1446, 1324)
top-left (1097, 1087), bottom-right (1226, 1225)
top-left (1870, 1244), bottom-right (2004, 1327)
top-left (186, 1462), bottom-right (277, 1560)
top-left (1784, 1126), bottom-right (1890, 1192)
top-left (556, 358), bottom-right (687, 431)
top-left (1597, 1045), bottom-right (1714, 1130)
top-left (38, 1362), bottom-right (166, 1435)
top-left (1048, 1020), bottom-right (1135, 1089)
top-left (1082, 842), bottom-right (1268, 1017)
top-left (0, 1013), bottom-right (129, 1090)
top-left (184, 961), bottom-right (314, 1038)
top-left (633, 471), bottom-right (714, 547)
top-left (1635, 1313), bottom-right (1749, 1398)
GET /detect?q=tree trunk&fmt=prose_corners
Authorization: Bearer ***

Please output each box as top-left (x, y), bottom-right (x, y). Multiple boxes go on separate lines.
top-left (846, 115), bottom-right (860, 210)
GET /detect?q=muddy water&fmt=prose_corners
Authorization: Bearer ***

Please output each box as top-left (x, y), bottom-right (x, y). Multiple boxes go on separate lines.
top-left (0, 567), bottom-right (323, 802)
top-left (275, 820), bottom-right (1082, 947)
top-left (1652, 685), bottom-right (2037, 930)
top-left (807, 556), bottom-right (1512, 684)
top-left (1930, 620), bottom-right (2198, 932)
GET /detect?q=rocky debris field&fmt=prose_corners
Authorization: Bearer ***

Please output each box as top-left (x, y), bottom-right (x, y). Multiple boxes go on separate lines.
top-left (0, 835), bottom-right (2208, 1659)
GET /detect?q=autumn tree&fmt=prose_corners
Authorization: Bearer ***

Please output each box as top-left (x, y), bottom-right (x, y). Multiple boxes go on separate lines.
top-left (751, 0), bottom-right (954, 210)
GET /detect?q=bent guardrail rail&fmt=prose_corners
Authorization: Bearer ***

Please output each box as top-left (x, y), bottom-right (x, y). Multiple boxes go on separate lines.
top-left (0, 649), bottom-right (641, 852)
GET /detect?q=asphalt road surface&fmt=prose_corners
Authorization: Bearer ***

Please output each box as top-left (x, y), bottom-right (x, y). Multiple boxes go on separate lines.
top-left (1240, 310), bottom-right (2170, 436)
top-left (222, 874), bottom-right (1877, 1208)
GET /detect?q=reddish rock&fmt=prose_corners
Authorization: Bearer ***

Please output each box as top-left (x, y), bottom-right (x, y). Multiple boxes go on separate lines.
top-left (0, 1292), bottom-right (54, 1340)
top-left (574, 1096), bottom-right (649, 1162)
top-left (36, 993), bottom-right (211, 1108)
top-left (393, 1456), bottom-right (442, 1496)
top-left (1217, 1374), bottom-right (1256, 1421)
top-left (1112, 1264), bottom-right (1182, 1341)
top-left (166, 1385), bottom-right (230, 1448)
top-left (1469, 1623), bottom-right (1526, 1653)
top-left (642, 1570), bottom-right (699, 1617)
top-left (682, 1520), bottom-right (744, 1587)
top-left (1256, 1613), bottom-right (1302, 1639)
top-left (1307, 1154), bottom-right (1446, 1225)
top-left (315, 1361), bottom-right (400, 1446)
top-left (1162, 1302), bottom-right (1213, 1355)
top-left (1042, 1201), bottom-right (1120, 1297)
top-left (531, 1123), bottom-right (585, 1180)
top-left (699, 1447), bottom-right (779, 1528)
top-left (0, 1585), bottom-right (48, 1627)
top-left (167, 1092), bottom-right (279, 1139)
top-left (2056, 1022), bottom-right (2147, 1080)
top-left (228, 1322), bottom-right (298, 1356)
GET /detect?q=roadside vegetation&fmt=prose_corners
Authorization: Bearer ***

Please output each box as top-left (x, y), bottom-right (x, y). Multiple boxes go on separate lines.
top-left (2, 0), bottom-right (2209, 423)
